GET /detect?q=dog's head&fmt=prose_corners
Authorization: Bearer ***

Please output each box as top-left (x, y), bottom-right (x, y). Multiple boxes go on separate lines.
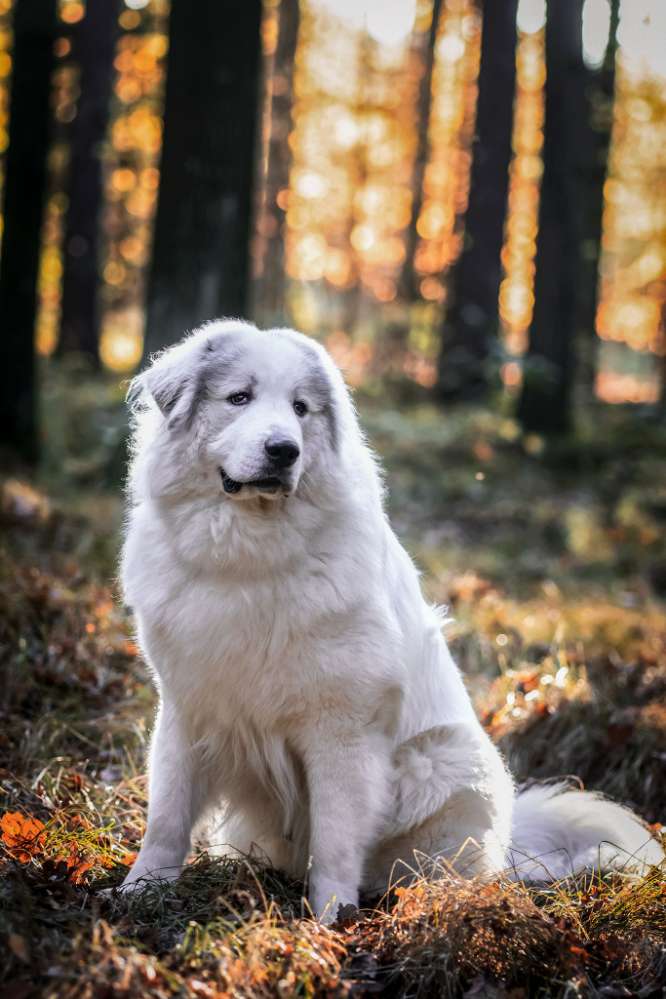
top-left (128, 320), bottom-right (350, 503)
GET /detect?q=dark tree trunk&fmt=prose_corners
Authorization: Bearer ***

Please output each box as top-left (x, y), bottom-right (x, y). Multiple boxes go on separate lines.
top-left (577, 0), bottom-right (620, 390)
top-left (143, 0), bottom-right (263, 357)
top-left (436, 0), bottom-right (519, 401)
top-left (58, 0), bottom-right (119, 361)
top-left (0, 0), bottom-right (57, 463)
top-left (254, 0), bottom-right (300, 323)
top-left (398, 0), bottom-right (443, 303)
top-left (659, 302), bottom-right (666, 412)
top-left (517, 0), bottom-right (587, 435)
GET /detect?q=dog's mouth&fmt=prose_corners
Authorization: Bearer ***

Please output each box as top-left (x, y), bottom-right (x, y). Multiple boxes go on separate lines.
top-left (220, 468), bottom-right (286, 496)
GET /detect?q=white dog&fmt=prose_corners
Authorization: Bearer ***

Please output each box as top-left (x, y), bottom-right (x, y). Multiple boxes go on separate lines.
top-left (119, 320), bottom-right (662, 918)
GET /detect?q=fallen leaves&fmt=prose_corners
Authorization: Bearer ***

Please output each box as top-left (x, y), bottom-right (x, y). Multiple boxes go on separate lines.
top-left (1, 809), bottom-right (136, 885)
top-left (1, 812), bottom-right (46, 863)
top-left (0, 546), bottom-right (143, 721)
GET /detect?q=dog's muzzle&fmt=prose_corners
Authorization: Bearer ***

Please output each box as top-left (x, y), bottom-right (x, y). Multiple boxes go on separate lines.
top-left (219, 468), bottom-right (290, 496)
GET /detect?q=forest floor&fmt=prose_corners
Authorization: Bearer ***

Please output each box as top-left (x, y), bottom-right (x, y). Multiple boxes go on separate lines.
top-left (2, 388), bottom-right (666, 997)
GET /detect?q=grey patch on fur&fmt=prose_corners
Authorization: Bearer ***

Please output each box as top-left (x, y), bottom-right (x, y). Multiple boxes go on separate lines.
top-left (129, 330), bottom-right (245, 431)
top-left (200, 345), bottom-right (247, 390)
top-left (309, 367), bottom-right (339, 452)
top-left (289, 342), bottom-right (339, 451)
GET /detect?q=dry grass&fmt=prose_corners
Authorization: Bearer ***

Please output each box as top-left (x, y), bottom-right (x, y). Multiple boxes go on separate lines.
top-left (1, 469), bottom-right (665, 998)
top-left (351, 871), bottom-right (666, 997)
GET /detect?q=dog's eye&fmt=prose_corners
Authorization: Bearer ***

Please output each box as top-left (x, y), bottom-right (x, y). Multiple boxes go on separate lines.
top-left (228, 391), bottom-right (251, 406)
top-left (293, 400), bottom-right (308, 417)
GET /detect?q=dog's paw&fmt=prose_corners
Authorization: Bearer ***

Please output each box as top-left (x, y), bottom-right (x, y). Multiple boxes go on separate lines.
top-left (310, 876), bottom-right (359, 923)
top-left (98, 869), bottom-right (178, 900)
top-left (334, 902), bottom-right (360, 926)
top-left (97, 880), bottom-right (145, 900)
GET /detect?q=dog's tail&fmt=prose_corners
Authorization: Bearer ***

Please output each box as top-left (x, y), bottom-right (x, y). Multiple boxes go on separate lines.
top-left (507, 781), bottom-right (664, 882)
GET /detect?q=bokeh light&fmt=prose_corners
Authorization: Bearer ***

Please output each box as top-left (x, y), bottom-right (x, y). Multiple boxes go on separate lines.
top-left (498, 19), bottom-right (545, 357)
top-left (0, 0), bottom-right (663, 403)
top-left (582, 0), bottom-right (611, 70)
top-left (595, 0), bottom-right (666, 399)
top-left (34, 0), bottom-right (170, 364)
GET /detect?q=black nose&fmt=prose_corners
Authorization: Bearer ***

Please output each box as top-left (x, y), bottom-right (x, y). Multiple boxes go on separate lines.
top-left (264, 437), bottom-right (300, 468)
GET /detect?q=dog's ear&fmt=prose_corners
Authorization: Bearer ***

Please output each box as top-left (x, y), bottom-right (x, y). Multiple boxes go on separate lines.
top-left (127, 341), bottom-right (205, 432)
top-left (147, 360), bottom-right (203, 430)
top-left (127, 321), bottom-right (248, 431)
top-left (302, 351), bottom-right (340, 452)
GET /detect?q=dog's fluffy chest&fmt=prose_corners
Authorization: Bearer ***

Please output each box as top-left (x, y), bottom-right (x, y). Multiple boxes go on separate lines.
top-left (155, 574), bottom-right (315, 726)
top-left (124, 500), bottom-right (395, 735)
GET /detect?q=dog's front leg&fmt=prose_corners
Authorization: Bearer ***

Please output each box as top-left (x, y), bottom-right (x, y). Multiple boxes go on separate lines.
top-left (119, 698), bottom-right (204, 892)
top-left (300, 727), bottom-right (389, 922)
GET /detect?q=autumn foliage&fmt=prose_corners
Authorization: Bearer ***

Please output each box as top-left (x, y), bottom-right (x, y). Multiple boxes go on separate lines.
top-left (1, 812), bottom-right (46, 865)
top-left (1, 810), bottom-right (136, 885)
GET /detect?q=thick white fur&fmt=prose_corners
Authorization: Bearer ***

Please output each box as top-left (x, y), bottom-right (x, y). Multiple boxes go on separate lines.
top-left (120, 320), bottom-right (663, 918)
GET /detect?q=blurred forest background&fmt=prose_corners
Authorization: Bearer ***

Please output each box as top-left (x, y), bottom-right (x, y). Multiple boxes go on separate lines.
top-left (2, 3), bottom-right (666, 995)
top-left (0, 0), bottom-right (665, 470)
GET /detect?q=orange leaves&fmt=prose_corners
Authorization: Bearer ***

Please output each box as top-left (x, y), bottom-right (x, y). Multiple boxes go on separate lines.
top-left (391, 881), bottom-right (432, 921)
top-left (1, 810), bottom-right (136, 885)
top-left (1, 811), bottom-right (46, 863)
top-left (66, 856), bottom-right (99, 885)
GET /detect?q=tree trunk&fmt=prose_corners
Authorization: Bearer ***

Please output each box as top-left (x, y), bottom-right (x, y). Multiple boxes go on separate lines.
top-left (143, 0), bottom-right (263, 357)
top-left (398, 0), bottom-right (443, 304)
top-left (436, 0), bottom-right (519, 401)
top-left (254, 0), bottom-right (300, 324)
top-left (517, 0), bottom-right (587, 435)
top-left (58, 0), bottom-right (119, 361)
top-left (577, 0), bottom-right (620, 392)
top-left (0, 0), bottom-right (57, 463)
top-left (658, 301), bottom-right (666, 413)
